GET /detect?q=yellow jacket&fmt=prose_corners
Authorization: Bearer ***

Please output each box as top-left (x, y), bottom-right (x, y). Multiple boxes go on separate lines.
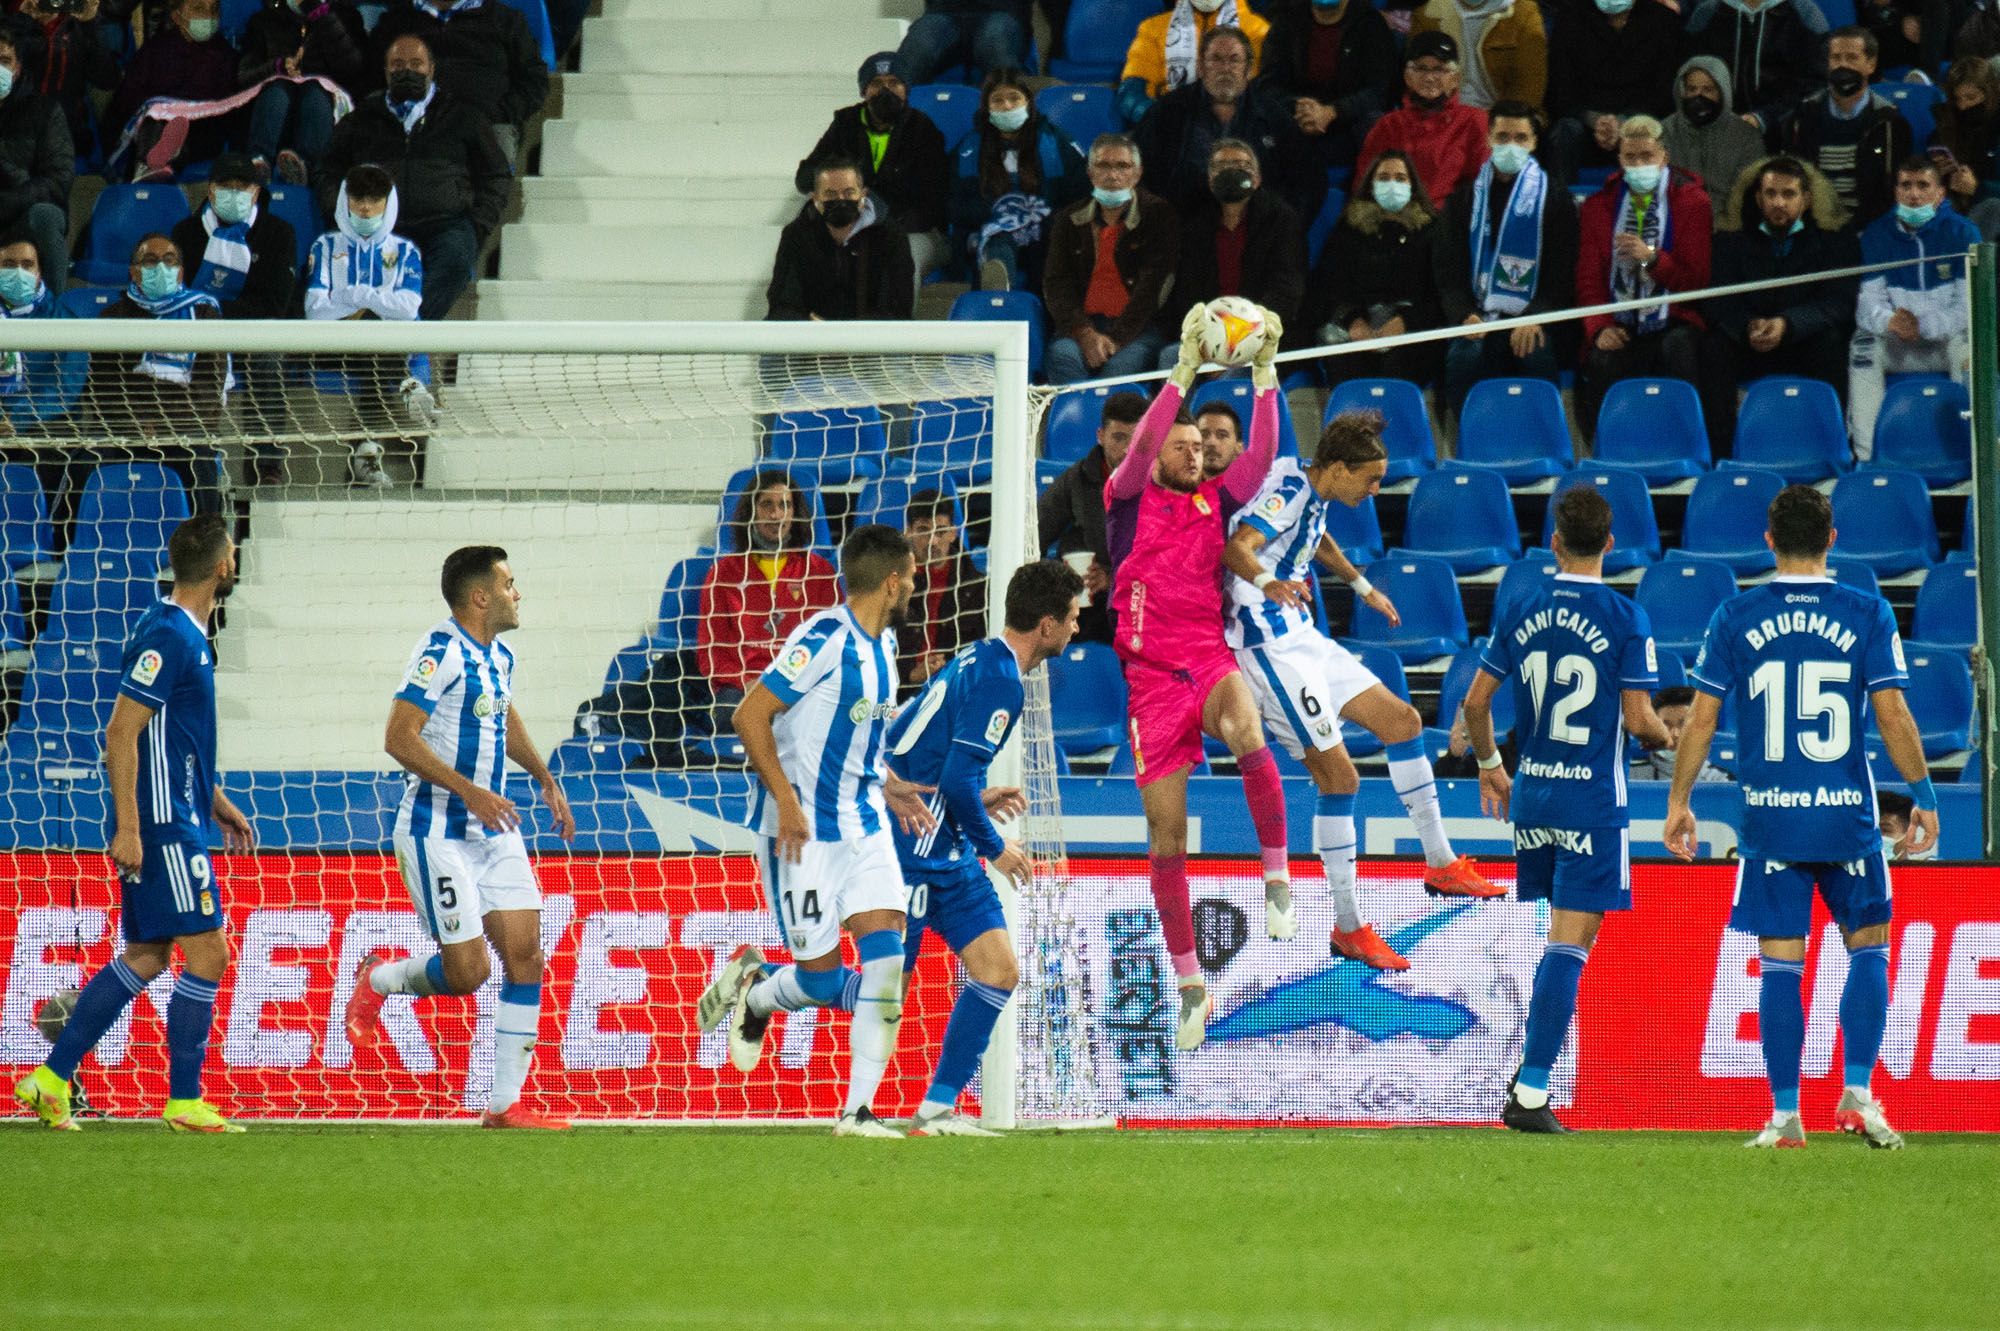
top-left (1411, 0), bottom-right (1546, 114)
top-left (1121, 3), bottom-right (1271, 98)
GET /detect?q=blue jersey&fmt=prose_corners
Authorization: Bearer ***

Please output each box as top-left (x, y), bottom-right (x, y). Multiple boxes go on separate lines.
top-left (885, 638), bottom-right (1024, 874)
top-left (116, 599), bottom-right (218, 844)
top-left (1225, 457), bottom-right (1326, 649)
top-left (1691, 576), bottom-right (1907, 861)
top-left (755, 606), bottom-right (899, 842)
top-left (393, 618), bottom-right (515, 841)
top-left (1479, 574), bottom-right (1658, 830)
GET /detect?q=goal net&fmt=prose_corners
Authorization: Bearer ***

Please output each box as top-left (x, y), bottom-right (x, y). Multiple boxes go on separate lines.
top-left (0, 315), bottom-right (1117, 1126)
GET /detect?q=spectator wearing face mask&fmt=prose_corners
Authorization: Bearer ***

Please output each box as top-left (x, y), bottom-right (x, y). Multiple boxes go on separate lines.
top-left (1253, 0), bottom-right (1400, 176)
top-left (0, 234), bottom-right (82, 439)
top-left (0, 24), bottom-right (70, 294)
top-left (1544, 0), bottom-right (1682, 186)
top-left (1154, 136), bottom-right (1304, 365)
top-left (1661, 55), bottom-right (1769, 219)
top-left (1409, 0), bottom-right (1547, 115)
top-left (1776, 25), bottom-right (1912, 228)
top-left (1117, 0), bottom-right (1271, 128)
top-left (1043, 132), bottom-right (1179, 384)
top-left (1932, 58), bottom-right (2000, 240)
top-left (949, 67), bottom-right (1088, 294)
top-left (109, 0), bottom-right (239, 182)
top-left (1876, 790), bottom-right (1938, 860)
top-left (1628, 687), bottom-right (1733, 782)
top-left (1305, 149), bottom-right (1446, 389)
top-left (1357, 31), bottom-right (1491, 205)
top-left (368, 0), bottom-right (548, 163)
top-left (1681, 0), bottom-right (1831, 135)
top-left (767, 157), bottom-right (914, 321)
top-left (237, 0), bottom-right (370, 185)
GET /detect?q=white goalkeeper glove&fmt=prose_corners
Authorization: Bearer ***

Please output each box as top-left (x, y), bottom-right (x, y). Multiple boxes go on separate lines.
top-left (1251, 307), bottom-right (1284, 392)
top-left (1170, 302), bottom-right (1206, 393)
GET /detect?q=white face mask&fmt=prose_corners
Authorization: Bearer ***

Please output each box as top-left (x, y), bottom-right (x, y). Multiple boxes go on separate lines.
top-left (1191, 0), bottom-right (1226, 10)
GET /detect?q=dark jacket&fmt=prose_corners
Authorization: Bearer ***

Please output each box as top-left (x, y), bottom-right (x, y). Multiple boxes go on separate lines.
top-left (8, 10), bottom-right (119, 154)
top-left (1681, 0), bottom-right (1830, 130)
top-left (900, 552), bottom-right (985, 686)
top-left (1159, 189), bottom-right (1306, 339)
top-left (765, 201), bottom-right (915, 321)
top-left (86, 297), bottom-right (226, 437)
top-left (1547, 0), bottom-right (1683, 122)
top-left (1777, 90), bottom-right (1914, 230)
top-left (794, 102), bottom-right (951, 236)
top-left (1037, 444), bottom-right (1110, 563)
top-left (237, 0), bottom-right (368, 93)
top-left (1434, 170), bottom-right (1581, 325)
top-left (368, 0), bottom-right (549, 128)
top-left (0, 82), bottom-right (72, 225)
top-left (1043, 189), bottom-right (1181, 347)
top-left (171, 206), bottom-right (297, 320)
top-left (1305, 195), bottom-right (1445, 337)
top-left (947, 116), bottom-right (1089, 243)
top-left (109, 25), bottom-right (238, 130)
top-left (1575, 167), bottom-right (1713, 339)
top-left (1709, 159), bottom-right (1859, 346)
top-left (1134, 82), bottom-right (1325, 224)
top-left (317, 89), bottom-right (514, 241)
top-left (1253, 0), bottom-right (1399, 133)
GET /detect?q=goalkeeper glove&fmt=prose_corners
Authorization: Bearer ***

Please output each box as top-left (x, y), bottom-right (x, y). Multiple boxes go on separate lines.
top-left (1251, 308), bottom-right (1285, 392)
top-left (1169, 303), bottom-right (1206, 393)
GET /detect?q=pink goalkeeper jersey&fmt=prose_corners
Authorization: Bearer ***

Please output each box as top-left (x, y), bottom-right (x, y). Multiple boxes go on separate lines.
top-left (1104, 381), bottom-right (1279, 671)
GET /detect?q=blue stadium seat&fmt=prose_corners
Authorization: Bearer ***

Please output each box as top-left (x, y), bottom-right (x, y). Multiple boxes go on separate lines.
top-left (58, 286), bottom-right (118, 318)
top-left (1592, 377), bottom-right (1710, 482)
top-left (1830, 469), bottom-right (1939, 577)
top-left (910, 84), bottom-right (980, 148)
top-left (655, 550), bottom-right (717, 647)
top-left (44, 550), bottom-right (164, 649)
top-left (1396, 465), bottom-right (1519, 571)
top-left (1455, 378), bottom-right (1573, 482)
top-left (499, 0), bottom-right (558, 72)
top-left (603, 635), bottom-right (675, 694)
top-left (75, 185), bottom-right (194, 286)
top-left (1825, 561), bottom-right (1882, 600)
top-left (550, 735), bottom-right (644, 777)
top-left (1731, 378), bottom-right (1851, 482)
top-left (1878, 82), bottom-right (1943, 144)
top-left (1493, 554), bottom-right (1559, 629)
top-left (1541, 467), bottom-right (1660, 573)
top-left (1652, 647), bottom-right (1687, 692)
top-left (715, 466), bottom-right (834, 556)
top-left (1189, 377), bottom-right (1300, 458)
top-left (1043, 384), bottom-right (1146, 463)
top-left (760, 405), bottom-right (886, 484)
top-left (1340, 645), bottom-right (1409, 757)
top-left (1325, 493), bottom-right (1384, 564)
top-left (1349, 555), bottom-right (1468, 661)
top-left (1304, 186), bottom-right (1348, 268)
top-left (1636, 557), bottom-right (1737, 655)
top-left (1911, 560), bottom-right (1978, 651)
top-left (1046, 641), bottom-right (1128, 754)
top-left (73, 462), bottom-right (191, 557)
top-left (1437, 642), bottom-right (1515, 739)
top-left (1680, 466), bottom-right (1785, 575)
top-left (900, 397), bottom-right (994, 486)
top-left (949, 289), bottom-right (1046, 378)
top-left (1903, 648), bottom-right (1973, 756)
top-left (1035, 84), bottom-right (1119, 151)
top-left (1871, 377), bottom-right (1970, 486)
top-left (0, 463), bottom-right (53, 572)
top-left (857, 471), bottom-right (963, 531)
top-left (14, 640), bottom-right (116, 763)
top-left (220, 0), bottom-right (258, 38)
top-left (1035, 457), bottom-right (1068, 500)
top-left (263, 184), bottom-right (323, 274)
top-left (1326, 378), bottom-right (1436, 481)
top-left (1049, 0), bottom-right (1159, 81)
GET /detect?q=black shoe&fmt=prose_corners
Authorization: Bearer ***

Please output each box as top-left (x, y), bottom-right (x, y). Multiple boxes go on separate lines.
top-left (1502, 1085), bottom-right (1572, 1134)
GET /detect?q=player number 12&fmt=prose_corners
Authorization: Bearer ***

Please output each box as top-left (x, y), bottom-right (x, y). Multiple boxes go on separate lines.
top-left (1520, 651), bottom-right (1597, 745)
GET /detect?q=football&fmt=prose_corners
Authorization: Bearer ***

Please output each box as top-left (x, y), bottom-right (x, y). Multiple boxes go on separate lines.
top-left (1196, 296), bottom-right (1271, 367)
top-left (35, 986), bottom-right (80, 1044)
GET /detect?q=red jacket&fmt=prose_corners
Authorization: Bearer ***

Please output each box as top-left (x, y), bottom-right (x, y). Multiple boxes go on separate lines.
top-left (1357, 93), bottom-right (1489, 210)
top-left (695, 551), bottom-right (840, 693)
top-left (1575, 167), bottom-right (1713, 342)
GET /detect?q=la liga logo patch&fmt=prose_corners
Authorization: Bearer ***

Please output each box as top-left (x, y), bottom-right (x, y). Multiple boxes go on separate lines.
top-left (130, 650), bottom-right (163, 687)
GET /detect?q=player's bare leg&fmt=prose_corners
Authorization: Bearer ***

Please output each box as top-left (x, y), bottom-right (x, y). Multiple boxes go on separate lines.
top-left (1832, 921), bottom-right (1903, 1148)
top-left (480, 909), bottom-right (568, 1130)
top-left (829, 906), bottom-right (908, 1137)
top-left (349, 927), bottom-right (489, 1052)
top-left (1505, 908), bottom-right (1601, 1134)
top-left (1203, 671), bottom-right (1295, 936)
top-left (1342, 685), bottom-right (1502, 899)
top-left (909, 928), bottom-right (1015, 1137)
top-left (1747, 934), bottom-right (1809, 1148)
top-left (1299, 743), bottom-right (1408, 968)
top-left (1138, 770), bottom-right (1212, 1050)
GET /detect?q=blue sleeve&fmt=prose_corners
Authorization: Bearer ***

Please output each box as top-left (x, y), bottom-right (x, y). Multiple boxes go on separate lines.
top-left (938, 743), bottom-right (1006, 859)
top-left (949, 663), bottom-right (1024, 760)
top-left (1620, 605), bottom-right (1659, 691)
top-left (117, 624), bottom-right (185, 710)
top-left (1689, 604), bottom-right (1734, 698)
top-left (1864, 597), bottom-right (1909, 691)
top-left (1476, 622), bottom-right (1513, 682)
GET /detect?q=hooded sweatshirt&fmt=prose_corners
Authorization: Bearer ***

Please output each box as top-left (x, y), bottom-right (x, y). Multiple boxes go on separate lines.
top-left (1681, 0), bottom-right (1831, 131)
top-left (303, 184), bottom-right (425, 322)
top-left (1661, 55), bottom-right (1771, 216)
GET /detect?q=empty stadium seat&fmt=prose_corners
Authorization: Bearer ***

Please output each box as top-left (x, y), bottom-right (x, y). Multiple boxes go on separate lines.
top-left (1325, 378), bottom-right (1435, 481)
top-left (550, 735), bottom-right (645, 777)
top-left (1049, 0), bottom-right (1160, 81)
top-left (1731, 378), bottom-right (1851, 482)
top-left (1455, 378), bottom-right (1573, 482)
top-left (0, 463), bottom-right (53, 572)
top-left (1349, 555), bottom-right (1468, 661)
top-left (73, 463), bottom-right (191, 557)
top-left (760, 405), bottom-right (886, 484)
top-left (1592, 377), bottom-right (1710, 482)
top-left (1035, 84), bottom-right (1119, 150)
top-left (910, 84), bottom-right (980, 148)
top-left (1325, 493), bottom-right (1384, 564)
top-left (1493, 554), bottom-right (1559, 628)
top-left (949, 290), bottom-right (1046, 378)
top-left (1830, 469), bottom-right (1940, 577)
top-left (1878, 81), bottom-right (1943, 144)
top-left (656, 550), bottom-right (717, 647)
top-left (1871, 377), bottom-right (1970, 486)
top-left (715, 466), bottom-right (834, 555)
top-left (75, 185), bottom-right (194, 286)
top-left (1904, 649), bottom-right (1974, 756)
top-left (603, 635), bottom-right (675, 694)
top-left (263, 185), bottom-right (323, 274)
top-left (1396, 466), bottom-right (1520, 571)
top-left (1541, 467), bottom-right (1661, 573)
top-left (1044, 384), bottom-right (1146, 463)
top-left (1653, 647), bottom-right (1687, 692)
top-left (1636, 557), bottom-right (1737, 655)
top-left (1826, 561), bottom-right (1882, 599)
top-left (1680, 467), bottom-right (1785, 574)
top-left (44, 550), bottom-right (164, 649)
top-left (1912, 561), bottom-right (1977, 651)
top-left (1190, 377), bottom-right (1300, 457)
top-left (1340, 645), bottom-right (1409, 756)
top-left (1437, 642), bottom-right (1516, 738)
top-left (899, 398), bottom-right (994, 486)
top-left (58, 287), bottom-right (117, 318)
top-left (1046, 641), bottom-right (1128, 754)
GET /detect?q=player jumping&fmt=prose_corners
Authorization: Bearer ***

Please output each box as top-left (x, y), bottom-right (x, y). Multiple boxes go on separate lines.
top-left (1107, 303), bottom-right (1291, 1052)
top-left (888, 560), bottom-right (1084, 1136)
top-left (1463, 487), bottom-right (1670, 1133)
top-left (1666, 485), bottom-right (1936, 1149)
top-left (345, 545), bottom-right (577, 1130)
top-left (15, 515), bottom-right (257, 1132)
top-left (696, 525), bottom-right (938, 1138)
top-left (1224, 410), bottom-right (1503, 970)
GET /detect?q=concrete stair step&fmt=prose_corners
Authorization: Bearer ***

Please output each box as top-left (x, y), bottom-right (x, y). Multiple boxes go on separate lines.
top-left (579, 19), bottom-right (908, 77)
top-left (558, 86), bottom-right (844, 126)
top-left (598, 0), bottom-right (913, 18)
top-left (475, 279), bottom-right (766, 322)
top-left (499, 223), bottom-right (782, 283)
top-left (540, 119), bottom-right (813, 178)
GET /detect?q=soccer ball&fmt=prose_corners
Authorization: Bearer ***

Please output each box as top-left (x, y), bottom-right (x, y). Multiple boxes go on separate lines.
top-left (35, 987), bottom-right (80, 1044)
top-left (1196, 296), bottom-right (1271, 367)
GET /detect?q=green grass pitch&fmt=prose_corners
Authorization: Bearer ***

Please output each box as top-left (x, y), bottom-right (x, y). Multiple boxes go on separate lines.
top-left (7, 1124), bottom-right (1996, 1330)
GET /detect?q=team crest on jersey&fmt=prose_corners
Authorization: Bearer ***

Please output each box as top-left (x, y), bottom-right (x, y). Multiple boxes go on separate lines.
top-left (199, 890), bottom-right (214, 916)
top-left (776, 645), bottom-right (812, 680)
top-left (1192, 493), bottom-right (1212, 516)
top-left (442, 915), bottom-right (460, 933)
top-left (131, 650), bottom-right (163, 686)
top-left (1314, 720), bottom-right (1334, 739)
top-left (985, 709), bottom-right (1012, 744)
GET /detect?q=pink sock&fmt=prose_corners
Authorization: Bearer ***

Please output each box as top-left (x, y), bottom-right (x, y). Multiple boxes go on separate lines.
top-left (1150, 853), bottom-right (1200, 978)
top-left (1238, 746), bottom-right (1290, 879)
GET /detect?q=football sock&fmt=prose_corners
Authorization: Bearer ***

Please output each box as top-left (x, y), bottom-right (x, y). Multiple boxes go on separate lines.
top-left (489, 981), bottom-right (540, 1114)
top-left (165, 972), bottom-right (220, 1101)
top-left (1149, 852), bottom-right (1200, 979)
top-left (1759, 956), bottom-right (1806, 1116)
top-left (369, 953), bottom-right (446, 997)
top-left (747, 964), bottom-right (859, 1018)
top-left (1386, 738), bottom-right (1454, 869)
top-left (844, 930), bottom-right (905, 1117)
top-left (1237, 745), bottom-right (1290, 882)
top-left (46, 957), bottom-right (147, 1081)
top-left (1516, 943), bottom-right (1590, 1110)
top-left (1839, 944), bottom-right (1891, 1093)
top-left (1313, 792), bottom-right (1362, 933)
top-left (916, 978), bottom-right (1013, 1122)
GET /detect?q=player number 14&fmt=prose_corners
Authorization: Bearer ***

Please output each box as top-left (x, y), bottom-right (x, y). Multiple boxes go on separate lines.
top-left (1747, 659), bottom-right (1852, 762)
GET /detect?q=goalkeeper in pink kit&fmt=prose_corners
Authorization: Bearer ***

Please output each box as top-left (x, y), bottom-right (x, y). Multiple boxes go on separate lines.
top-left (1105, 304), bottom-right (1291, 1052)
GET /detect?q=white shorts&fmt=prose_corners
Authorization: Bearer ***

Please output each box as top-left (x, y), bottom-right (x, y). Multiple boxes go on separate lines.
top-left (758, 829), bottom-right (909, 960)
top-left (393, 831), bottom-right (540, 946)
top-left (1236, 632), bottom-right (1382, 759)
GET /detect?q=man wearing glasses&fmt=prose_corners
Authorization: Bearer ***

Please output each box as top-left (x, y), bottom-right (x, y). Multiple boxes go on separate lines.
top-left (1358, 31), bottom-right (1493, 206)
top-left (1043, 134), bottom-right (1181, 384)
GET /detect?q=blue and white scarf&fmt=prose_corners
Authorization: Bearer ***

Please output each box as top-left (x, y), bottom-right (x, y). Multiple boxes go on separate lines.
top-left (1611, 169), bottom-right (1672, 334)
top-left (1469, 156), bottom-right (1549, 317)
top-left (192, 202), bottom-right (257, 304)
top-left (387, 82), bottom-right (437, 134)
top-left (974, 191), bottom-right (1051, 263)
top-left (0, 281), bottom-right (51, 396)
top-left (126, 284), bottom-right (219, 387)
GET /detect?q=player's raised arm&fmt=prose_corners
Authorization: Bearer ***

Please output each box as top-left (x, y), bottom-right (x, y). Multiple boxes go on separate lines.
top-left (1108, 305), bottom-right (1210, 500)
top-left (1218, 308), bottom-right (1285, 506)
top-left (504, 708), bottom-right (574, 842)
top-left (385, 698), bottom-right (519, 833)
top-left (1872, 688), bottom-right (1939, 855)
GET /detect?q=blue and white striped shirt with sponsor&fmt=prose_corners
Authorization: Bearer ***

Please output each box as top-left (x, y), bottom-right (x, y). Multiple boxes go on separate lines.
top-left (754, 606), bottom-right (899, 842)
top-left (392, 618), bottom-right (515, 841)
top-left (1225, 457), bottom-right (1326, 650)
top-left (116, 599), bottom-right (218, 844)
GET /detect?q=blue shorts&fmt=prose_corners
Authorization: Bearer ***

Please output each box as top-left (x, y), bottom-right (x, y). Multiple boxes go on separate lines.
top-left (1514, 826), bottom-right (1631, 914)
top-left (1730, 853), bottom-right (1892, 938)
top-left (903, 860), bottom-right (1006, 971)
top-left (121, 836), bottom-right (222, 944)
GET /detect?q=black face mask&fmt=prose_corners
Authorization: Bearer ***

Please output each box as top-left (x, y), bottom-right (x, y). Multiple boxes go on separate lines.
top-left (865, 90), bottom-right (904, 124)
top-left (1211, 167), bottom-right (1255, 203)
top-left (1680, 94), bottom-right (1722, 127)
top-left (1829, 67), bottom-right (1867, 98)
top-left (387, 71), bottom-right (430, 102)
top-left (820, 198), bottom-right (861, 228)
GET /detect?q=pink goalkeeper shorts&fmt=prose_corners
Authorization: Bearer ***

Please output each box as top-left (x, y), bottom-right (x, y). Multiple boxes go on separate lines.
top-left (1122, 652), bottom-right (1239, 787)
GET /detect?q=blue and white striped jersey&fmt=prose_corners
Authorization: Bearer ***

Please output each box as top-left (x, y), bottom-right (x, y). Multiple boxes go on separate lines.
top-left (754, 606), bottom-right (900, 842)
top-left (116, 599), bottom-right (217, 844)
top-left (392, 618), bottom-right (515, 841)
top-left (1226, 457), bottom-right (1326, 649)
top-left (886, 638), bottom-right (1023, 875)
